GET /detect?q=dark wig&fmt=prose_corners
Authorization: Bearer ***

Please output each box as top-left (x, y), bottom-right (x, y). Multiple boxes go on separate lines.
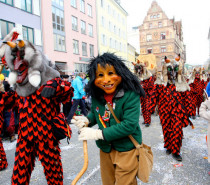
top-left (85, 53), bottom-right (145, 100)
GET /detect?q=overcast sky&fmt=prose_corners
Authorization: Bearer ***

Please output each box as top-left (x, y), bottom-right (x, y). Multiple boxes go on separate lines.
top-left (120, 0), bottom-right (210, 65)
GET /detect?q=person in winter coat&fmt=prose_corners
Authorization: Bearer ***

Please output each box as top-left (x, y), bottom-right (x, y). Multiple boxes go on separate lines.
top-left (71, 53), bottom-right (145, 185)
top-left (199, 99), bottom-right (210, 175)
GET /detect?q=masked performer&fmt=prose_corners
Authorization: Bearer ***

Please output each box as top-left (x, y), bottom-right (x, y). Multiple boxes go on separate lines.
top-left (151, 55), bottom-right (194, 161)
top-left (188, 67), bottom-right (205, 117)
top-left (133, 60), bottom-right (154, 127)
top-left (0, 29), bottom-right (73, 185)
top-left (71, 53), bottom-right (145, 185)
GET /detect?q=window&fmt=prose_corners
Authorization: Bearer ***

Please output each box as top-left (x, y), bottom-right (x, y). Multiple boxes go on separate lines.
top-left (118, 28), bottom-right (120, 37)
top-left (146, 34), bottom-right (152, 41)
top-left (114, 25), bottom-right (116, 34)
top-left (53, 34), bottom-right (65, 51)
top-left (0, 0), bottom-right (13, 6)
top-left (52, 7), bottom-right (65, 32)
top-left (87, 4), bottom-right (92, 17)
top-left (161, 46), bottom-right (166, 53)
top-left (88, 24), bottom-right (93, 37)
top-left (149, 23), bottom-right (152, 29)
top-left (157, 14), bottom-right (160, 18)
top-left (22, 26), bottom-right (34, 43)
top-left (73, 40), bottom-right (79, 54)
top-left (109, 21), bottom-right (112, 31)
top-left (71, 0), bottom-right (77, 8)
top-left (147, 48), bottom-right (152, 54)
top-left (101, 34), bottom-right (106, 45)
top-left (101, 0), bottom-right (103, 7)
top-left (153, 14), bottom-right (157, 19)
top-left (21, 0), bottom-right (32, 13)
top-left (150, 15), bottom-right (153, 19)
top-left (80, 0), bottom-right (85, 13)
top-left (81, 20), bottom-right (86, 34)
top-left (82, 42), bottom-right (87, 56)
top-left (72, 16), bottom-right (78, 31)
top-left (0, 20), bottom-right (15, 39)
top-left (101, 16), bottom-right (105, 27)
top-left (52, 0), bottom-right (63, 7)
top-left (158, 22), bottom-right (162, 28)
top-left (109, 38), bottom-right (112, 47)
top-left (89, 44), bottom-right (94, 57)
top-left (161, 32), bottom-right (166, 40)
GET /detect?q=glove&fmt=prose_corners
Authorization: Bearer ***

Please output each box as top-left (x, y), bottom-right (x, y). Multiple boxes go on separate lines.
top-left (70, 116), bottom-right (89, 129)
top-left (79, 127), bottom-right (103, 140)
top-left (82, 96), bottom-right (86, 100)
top-left (41, 80), bottom-right (57, 98)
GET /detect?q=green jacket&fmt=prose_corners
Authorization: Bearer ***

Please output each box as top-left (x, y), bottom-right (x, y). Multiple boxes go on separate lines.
top-left (87, 89), bottom-right (142, 153)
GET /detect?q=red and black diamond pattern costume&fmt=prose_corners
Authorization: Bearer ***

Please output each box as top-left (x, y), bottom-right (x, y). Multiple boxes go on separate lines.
top-left (0, 91), bottom-right (15, 170)
top-left (189, 77), bottom-right (205, 116)
top-left (6, 78), bottom-right (73, 185)
top-left (150, 83), bottom-right (194, 155)
top-left (140, 76), bottom-right (155, 125)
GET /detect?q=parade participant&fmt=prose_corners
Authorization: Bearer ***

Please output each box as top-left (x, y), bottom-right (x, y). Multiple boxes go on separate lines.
top-left (71, 53), bottom-right (145, 185)
top-left (151, 55), bottom-right (195, 161)
top-left (188, 67), bottom-right (205, 117)
top-left (133, 60), bottom-right (155, 127)
top-left (200, 99), bottom-right (210, 176)
top-left (1, 29), bottom-right (74, 185)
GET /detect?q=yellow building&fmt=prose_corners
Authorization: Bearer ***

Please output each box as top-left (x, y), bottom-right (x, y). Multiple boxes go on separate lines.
top-left (96, 0), bottom-right (128, 60)
top-left (127, 43), bottom-right (136, 72)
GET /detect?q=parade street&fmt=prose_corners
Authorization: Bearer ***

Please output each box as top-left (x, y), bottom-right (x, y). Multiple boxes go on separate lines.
top-left (0, 114), bottom-right (209, 185)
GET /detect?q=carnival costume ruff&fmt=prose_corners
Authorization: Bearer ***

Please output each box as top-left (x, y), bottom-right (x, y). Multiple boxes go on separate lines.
top-left (0, 29), bottom-right (74, 185)
top-left (151, 55), bottom-right (194, 161)
top-left (133, 60), bottom-right (154, 127)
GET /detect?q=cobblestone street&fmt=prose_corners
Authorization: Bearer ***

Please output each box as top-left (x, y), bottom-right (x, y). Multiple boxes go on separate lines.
top-left (0, 115), bottom-right (209, 185)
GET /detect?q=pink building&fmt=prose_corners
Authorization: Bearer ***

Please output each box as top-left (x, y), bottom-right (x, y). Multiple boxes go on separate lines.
top-left (41, 0), bottom-right (98, 75)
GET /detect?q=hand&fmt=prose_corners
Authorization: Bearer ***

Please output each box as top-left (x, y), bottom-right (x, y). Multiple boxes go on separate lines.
top-left (71, 119), bottom-right (86, 129)
top-left (79, 127), bottom-right (103, 140)
top-left (73, 116), bottom-right (89, 124)
top-left (41, 80), bottom-right (57, 98)
top-left (70, 116), bottom-right (89, 129)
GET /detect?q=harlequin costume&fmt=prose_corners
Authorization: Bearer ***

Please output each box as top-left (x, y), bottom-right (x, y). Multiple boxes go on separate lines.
top-left (0, 90), bottom-right (15, 170)
top-left (133, 60), bottom-right (154, 127)
top-left (0, 29), bottom-right (74, 185)
top-left (188, 68), bottom-right (205, 116)
top-left (151, 55), bottom-right (195, 161)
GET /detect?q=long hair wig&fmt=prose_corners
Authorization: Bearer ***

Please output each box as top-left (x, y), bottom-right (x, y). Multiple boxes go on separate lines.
top-left (85, 53), bottom-right (145, 99)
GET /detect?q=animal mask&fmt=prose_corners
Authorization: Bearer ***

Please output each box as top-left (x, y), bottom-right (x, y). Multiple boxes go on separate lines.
top-left (3, 39), bottom-right (60, 97)
top-left (132, 60), bottom-right (152, 81)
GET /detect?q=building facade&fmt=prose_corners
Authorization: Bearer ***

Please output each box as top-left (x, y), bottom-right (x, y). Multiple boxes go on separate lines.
top-left (96, 0), bottom-right (128, 60)
top-left (139, 1), bottom-right (186, 67)
top-left (41, 0), bottom-right (98, 75)
top-left (127, 43), bottom-right (135, 72)
top-left (0, 0), bottom-right (42, 76)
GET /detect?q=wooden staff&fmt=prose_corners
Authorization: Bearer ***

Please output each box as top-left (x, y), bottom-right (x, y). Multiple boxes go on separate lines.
top-left (71, 124), bottom-right (88, 185)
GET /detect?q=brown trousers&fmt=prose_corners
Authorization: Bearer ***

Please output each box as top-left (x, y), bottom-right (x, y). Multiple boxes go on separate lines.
top-left (100, 148), bottom-right (138, 185)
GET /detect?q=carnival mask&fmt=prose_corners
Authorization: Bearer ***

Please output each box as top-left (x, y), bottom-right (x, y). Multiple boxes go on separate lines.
top-left (94, 64), bottom-right (122, 94)
top-left (134, 64), bottom-right (143, 77)
top-left (167, 64), bottom-right (179, 84)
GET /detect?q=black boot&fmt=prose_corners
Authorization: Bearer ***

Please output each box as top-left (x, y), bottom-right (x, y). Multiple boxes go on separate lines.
top-left (191, 116), bottom-right (196, 120)
top-left (166, 149), bottom-right (172, 155)
top-left (172, 153), bottom-right (182, 161)
top-left (142, 122), bottom-right (145, 124)
top-left (145, 123), bottom-right (150, 127)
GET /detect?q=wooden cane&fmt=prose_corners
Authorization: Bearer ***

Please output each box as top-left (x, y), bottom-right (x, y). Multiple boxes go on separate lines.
top-left (71, 123), bottom-right (88, 185)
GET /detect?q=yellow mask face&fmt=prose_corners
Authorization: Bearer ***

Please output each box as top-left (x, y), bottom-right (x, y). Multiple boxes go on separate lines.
top-left (94, 64), bottom-right (122, 94)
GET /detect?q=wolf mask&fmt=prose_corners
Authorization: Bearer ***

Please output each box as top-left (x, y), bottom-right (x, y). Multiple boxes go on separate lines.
top-left (3, 40), bottom-right (60, 97)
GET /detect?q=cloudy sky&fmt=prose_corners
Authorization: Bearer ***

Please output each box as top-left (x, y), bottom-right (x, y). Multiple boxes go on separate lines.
top-left (120, 0), bottom-right (210, 65)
